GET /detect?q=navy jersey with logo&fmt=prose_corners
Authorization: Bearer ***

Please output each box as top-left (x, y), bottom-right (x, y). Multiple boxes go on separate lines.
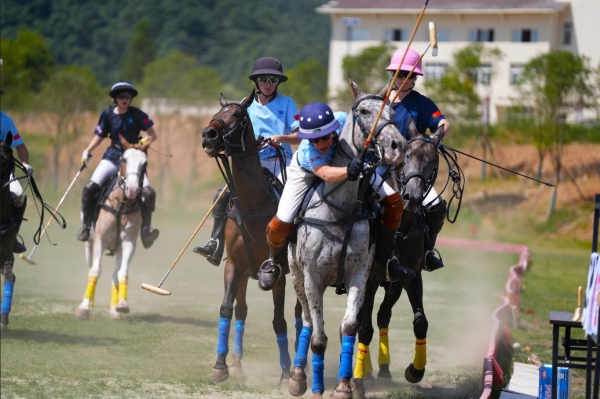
top-left (390, 90), bottom-right (444, 140)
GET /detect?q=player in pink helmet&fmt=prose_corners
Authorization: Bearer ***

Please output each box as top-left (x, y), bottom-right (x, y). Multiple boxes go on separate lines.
top-left (386, 47), bottom-right (451, 272)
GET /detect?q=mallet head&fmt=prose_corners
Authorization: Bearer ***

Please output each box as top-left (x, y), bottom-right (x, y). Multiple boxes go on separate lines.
top-left (429, 22), bottom-right (438, 57)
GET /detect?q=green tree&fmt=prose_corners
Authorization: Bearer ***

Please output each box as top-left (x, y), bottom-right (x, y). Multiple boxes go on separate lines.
top-left (0, 28), bottom-right (55, 109)
top-left (284, 58), bottom-right (328, 108)
top-left (119, 17), bottom-right (157, 83)
top-left (516, 51), bottom-right (594, 216)
top-left (32, 66), bottom-right (103, 191)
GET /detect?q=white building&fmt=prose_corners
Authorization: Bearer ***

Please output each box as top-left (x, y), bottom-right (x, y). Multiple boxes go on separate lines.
top-left (317, 0), bottom-right (600, 123)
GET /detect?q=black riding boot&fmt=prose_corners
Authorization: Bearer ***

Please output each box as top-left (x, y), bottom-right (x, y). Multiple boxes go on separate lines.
top-left (140, 186), bottom-right (160, 249)
top-left (424, 199), bottom-right (447, 272)
top-left (12, 195), bottom-right (27, 253)
top-left (77, 182), bottom-right (100, 241)
top-left (193, 186), bottom-right (230, 266)
top-left (376, 222), bottom-right (416, 282)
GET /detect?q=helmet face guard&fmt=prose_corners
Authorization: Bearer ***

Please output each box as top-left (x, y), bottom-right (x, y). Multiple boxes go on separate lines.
top-left (110, 81), bottom-right (138, 98)
top-left (386, 48), bottom-right (423, 76)
top-left (249, 57), bottom-right (288, 82)
top-left (297, 102), bottom-right (340, 140)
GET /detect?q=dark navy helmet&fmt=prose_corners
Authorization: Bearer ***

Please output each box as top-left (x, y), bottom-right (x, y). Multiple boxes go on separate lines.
top-left (248, 57), bottom-right (288, 82)
top-left (297, 102), bottom-right (340, 140)
top-left (109, 81), bottom-right (138, 98)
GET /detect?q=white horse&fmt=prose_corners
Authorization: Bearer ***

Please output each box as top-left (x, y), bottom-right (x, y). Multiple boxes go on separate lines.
top-left (76, 138), bottom-right (149, 320)
top-left (288, 81), bottom-right (405, 399)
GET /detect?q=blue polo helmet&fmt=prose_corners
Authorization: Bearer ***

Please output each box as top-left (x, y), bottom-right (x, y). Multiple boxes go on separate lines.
top-left (297, 102), bottom-right (340, 140)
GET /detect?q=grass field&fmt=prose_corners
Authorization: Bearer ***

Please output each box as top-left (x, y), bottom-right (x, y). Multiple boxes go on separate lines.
top-left (0, 195), bottom-right (518, 399)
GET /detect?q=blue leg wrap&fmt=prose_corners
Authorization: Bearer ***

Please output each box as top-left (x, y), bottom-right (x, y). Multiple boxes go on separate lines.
top-left (1, 281), bottom-right (14, 314)
top-left (277, 332), bottom-right (292, 369)
top-left (217, 317), bottom-right (231, 356)
top-left (233, 320), bottom-right (245, 359)
top-left (294, 317), bottom-right (302, 352)
top-left (294, 326), bottom-right (312, 368)
top-left (338, 335), bottom-right (356, 380)
top-left (312, 353), bottom-right (325, 394)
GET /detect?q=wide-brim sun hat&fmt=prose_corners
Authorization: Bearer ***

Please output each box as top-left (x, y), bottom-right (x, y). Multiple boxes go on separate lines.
top-left (248, 57), bottom-right (288, 82)
top-left (297, 102), bottom-right (340, 140)
top-left (386, 48), bottom-right (423, 76)
top-left (109, 81), bottom-right (138, 98)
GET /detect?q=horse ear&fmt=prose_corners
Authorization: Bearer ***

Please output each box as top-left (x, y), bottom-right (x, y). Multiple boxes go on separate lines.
top-left (408, 118), bottom-right (420, 139)
top-left (242, 89), bottom-right (255, 109)
top-left (349, 78), bottom-right (363, 99)
top-left (219, 93), bottom-right (227, 107)
top-left (431, 124), bottom-right (444, 147)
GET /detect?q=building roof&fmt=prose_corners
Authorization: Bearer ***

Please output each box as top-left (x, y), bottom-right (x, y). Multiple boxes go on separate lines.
top-left (318, 0), bottom-right (568, 12)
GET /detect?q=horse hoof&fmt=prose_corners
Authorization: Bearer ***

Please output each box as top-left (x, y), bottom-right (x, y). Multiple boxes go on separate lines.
top-left (110, 310), bottom-right (122, 320)
top-left (405, 363), bottom-right (425, 383)
top-left (279, 367), bottom-right (291, 390)
top-left (211, 367), bottom-right (229, 382)
top-left (288, 367), bottom-right (307, 396)
top-left (75, 308), bottom-right (90, 320)
top-left (332, 377), bottom-right (353, 399)
top-left (0, 313), bottom-right (8, 331)
top-left (364, 372), bottom-right (374, 382)
top-left (229, 365), bottom-right (244, 378)
top-left (377, 364), bottom-right (392, 381)
top-left (352, 379), bottom-right (366, 399)
top-left (116, 300), bottom-right (130, 314)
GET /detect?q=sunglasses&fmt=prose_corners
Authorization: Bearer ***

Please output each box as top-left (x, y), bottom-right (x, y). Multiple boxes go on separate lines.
top-left (309, 133), bottom-right (333, 144)
top-left (396, 71), bottom-right (416, 79)
top-left (257, 76), bottom-right (280, 84)
top-left (117, 93), bottom-right (132, 100)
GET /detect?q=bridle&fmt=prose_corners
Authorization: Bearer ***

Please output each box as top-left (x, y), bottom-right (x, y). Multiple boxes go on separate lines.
top-left (348, 95), bottom-right (397, 158)
top-left (399, 136), bottom-right (439, 200)
top-left (203, 102), bottom-right (256, 156)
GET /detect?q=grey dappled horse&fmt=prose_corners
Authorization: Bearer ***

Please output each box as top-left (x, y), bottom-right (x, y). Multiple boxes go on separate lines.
top-left (354, 121), bottom-right (444, 397)
top-left (288, 81), bottom-right (405, 399)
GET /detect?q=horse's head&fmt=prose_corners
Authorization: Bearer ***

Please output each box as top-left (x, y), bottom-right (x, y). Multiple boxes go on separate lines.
top-left (347, 80), bottom-right (405, 165)
top-left (201, 91), bottom-right (255, 157)
top-left (400, 121), bottom-right (443, 211)
top-left (0, 134), bottom-right (15, 187)
top-left (119, 136), bottom-right (148, 200)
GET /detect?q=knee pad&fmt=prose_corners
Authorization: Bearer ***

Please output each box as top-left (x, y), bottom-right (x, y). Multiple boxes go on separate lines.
top-left (380, 192), bottom-right (403, 230)
top-left (141, 186), bottom-right (156, 211)
top-left (82, 182), bottom-right (101, 206)
top-left (266, 216), bottom-right (293, 249)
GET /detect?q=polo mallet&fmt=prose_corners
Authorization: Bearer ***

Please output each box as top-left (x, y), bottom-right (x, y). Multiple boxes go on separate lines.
top-left (361, 0), bottom-right (431, 159)
top-left (19, 163), bottom-right (86, 265)
top-left (141, 184), bottom-right (229, 296)
top-left (390, 22), bottom-right (438, 105)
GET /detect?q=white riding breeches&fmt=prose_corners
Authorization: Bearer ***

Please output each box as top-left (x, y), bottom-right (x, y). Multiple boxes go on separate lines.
top-left (9, 173), bottom-right (25, 207)
top-left (276, 154), bottom-right (396, 224)
top-left (423, 186), bottom-right (441, 210)
top-left (90, 159), bottom-right (150, 187)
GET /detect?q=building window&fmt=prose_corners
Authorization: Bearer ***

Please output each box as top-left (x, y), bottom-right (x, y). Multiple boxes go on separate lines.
top-left (513, 29), bottom-right (538, 42)
top-left (436, 29), bottom-right (451, 42)
top-left (423, 63), bottom-right (448, 80)
top-left (476, 64), bottom-right (492, 86)
top-left (563, 22), bottom-right (572, 45)
top-left (348, 28), bottom-right (369, 41)
top-left (386, 29), bottom-right (405, 41)
top-left (510, 64), bottom-right (525, 85)
top-left (470, 29), bottom-right (494, 42)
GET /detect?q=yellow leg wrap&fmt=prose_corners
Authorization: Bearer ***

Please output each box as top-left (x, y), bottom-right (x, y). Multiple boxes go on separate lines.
top-left (83, 277), bottom-right (98, 307)
top-left (353, 343), bottom-right (369, 379)
top-left (118, 280), bottom-right (128, 301)
top-left (413, 338), bottom-right (427, 370)
top-left (366, 344), bottom-right (373, 374)
top-left (110, 284), bottom-right (118, 307)
top-left (378, 328), bottom-right (390, 365)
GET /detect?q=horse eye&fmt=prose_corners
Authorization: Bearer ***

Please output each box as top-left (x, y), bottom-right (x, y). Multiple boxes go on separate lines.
top-left (360, 108), bottom-right (369, 115)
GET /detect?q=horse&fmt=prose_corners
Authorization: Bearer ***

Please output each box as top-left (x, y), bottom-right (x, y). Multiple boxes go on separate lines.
top-left (0, 135), bottom-right (17, 332)
top-left (353, 121), bottom-right (445, 396)
top-left (287, 80), bottom-right (405, 399)
top-left (75, 137), bottom-right (149, 320)
top-left (201, 90), bottom-right (302, 384)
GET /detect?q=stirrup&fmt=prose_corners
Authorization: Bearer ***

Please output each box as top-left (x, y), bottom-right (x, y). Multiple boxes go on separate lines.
top-left (193, 239), bottom-right (221, 266)
top-left (258, 258), bottom-right (282, 291)
top-left (141, 227), bottom-right (159, 249)
top-left (424, 248), bottom-right (444, 272)
top-left (385, 257), bottom-right (416, 282)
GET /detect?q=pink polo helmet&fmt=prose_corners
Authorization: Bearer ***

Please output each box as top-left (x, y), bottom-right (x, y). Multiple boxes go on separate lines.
top-left (386, 48), bottom-right (423, 76)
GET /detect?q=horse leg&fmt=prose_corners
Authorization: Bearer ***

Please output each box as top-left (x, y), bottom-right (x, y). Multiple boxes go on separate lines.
top-left (376, 282), bottom-right (403, 381)
top-left (308, 289), bottom-right (327, 398)
top-left (1, 261), bottom-right (15, 332)
top-left (404, 274), bottom-right (428, 383)
top-left (272, 275), bottom-right (292, 387)
top-left (114, 238), bottom-right (136, 316)
top-left (353, 281), bottom-right (378, 398)
top-left (212, 261), bottom-right (241, 382)
top-left (76, 240), bottom-right (102, 320)
top-left (289, 262), bottom-right (311, 397)
top-left (230, 274), bottom-right (248, 378)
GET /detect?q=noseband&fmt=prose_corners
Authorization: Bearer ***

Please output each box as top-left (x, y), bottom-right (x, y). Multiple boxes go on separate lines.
top-left (400, 136), bottom-right (439, 195)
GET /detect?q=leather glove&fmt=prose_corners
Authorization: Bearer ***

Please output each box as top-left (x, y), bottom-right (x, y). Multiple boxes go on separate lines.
top-left (81, 150), bottom-right (91, 166)
top-left (22, 163), bottom-right (34, 176)
top-left (347, 157), bottom-right (364, 181)
top-left (138, 136), bottom-right (151, 145)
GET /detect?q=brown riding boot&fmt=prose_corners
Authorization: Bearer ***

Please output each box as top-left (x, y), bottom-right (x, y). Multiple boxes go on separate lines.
top-left (140, 186), bottom-right (159, 249)
top-left (258, 216), bottom-right (293, 291)
top-left (77, 182), bottom-right (100, 241)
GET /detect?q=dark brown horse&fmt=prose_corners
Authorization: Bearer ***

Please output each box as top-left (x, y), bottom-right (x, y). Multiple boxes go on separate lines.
top-left (201, 90), bottom-right (301, 384)
top-left (0, 135), bottom-right (17, 332)
top-left (353, 122), bottom-right (446, 397)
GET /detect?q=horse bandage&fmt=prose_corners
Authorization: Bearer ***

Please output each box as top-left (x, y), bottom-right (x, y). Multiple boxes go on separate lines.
top-left (378, 328), bottom-right (390, 365)
top-left (110, 284), bottom-right (118, 307)
top-left (413, 338), bottom-right (427, 370)
top-left (118, 280), bottom-right (128, 301)
top-left (353, 343), bottom-right (369, 379)
top-left (83, 277), bottom-right (98, 307)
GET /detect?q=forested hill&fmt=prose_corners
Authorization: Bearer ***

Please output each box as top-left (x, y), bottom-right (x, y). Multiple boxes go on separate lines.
top-left (1, 0), bottom-right (331, 87)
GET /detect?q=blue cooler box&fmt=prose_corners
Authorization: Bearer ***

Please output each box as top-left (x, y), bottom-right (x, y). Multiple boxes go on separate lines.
top-left (539, 364), bottom-right (571, 399)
